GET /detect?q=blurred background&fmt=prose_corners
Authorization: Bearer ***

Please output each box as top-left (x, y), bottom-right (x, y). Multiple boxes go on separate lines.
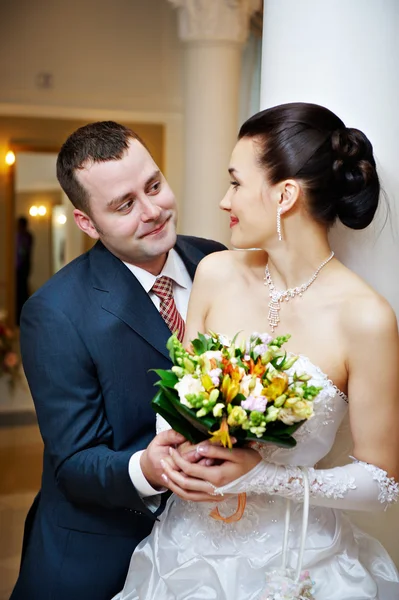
top-left (0, 1), bottom-right (398, 597)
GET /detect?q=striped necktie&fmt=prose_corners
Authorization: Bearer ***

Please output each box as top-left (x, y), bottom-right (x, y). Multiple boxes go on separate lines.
top-left (151, 276), bottom-right (185, 342)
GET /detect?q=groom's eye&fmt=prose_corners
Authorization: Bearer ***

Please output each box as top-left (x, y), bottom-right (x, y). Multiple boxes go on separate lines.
top-left (146, 180), bottom-right (162, 195)
top-left (117, 200), bottom-right (134, 212)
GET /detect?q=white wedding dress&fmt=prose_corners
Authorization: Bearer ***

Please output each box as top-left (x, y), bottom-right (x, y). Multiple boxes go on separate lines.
top-left (118, 355), bottom-right (399, 600)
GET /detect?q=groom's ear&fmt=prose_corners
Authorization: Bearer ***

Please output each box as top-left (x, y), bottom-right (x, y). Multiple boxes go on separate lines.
top-left (73, 209), bottom-right (100, 240)
top-left (277, 179), bottom-right (301, 215)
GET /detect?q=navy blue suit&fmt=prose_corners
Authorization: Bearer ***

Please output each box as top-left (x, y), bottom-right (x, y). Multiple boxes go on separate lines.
top-left (11, 236), bottom-right (225, 600)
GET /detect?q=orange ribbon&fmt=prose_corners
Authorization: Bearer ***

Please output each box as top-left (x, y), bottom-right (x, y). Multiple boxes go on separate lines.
top-left (209, 492), bottom-right (247, 523)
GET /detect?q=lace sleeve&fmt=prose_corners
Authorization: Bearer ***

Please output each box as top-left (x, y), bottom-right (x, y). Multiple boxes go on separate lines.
top-left (213, 457), bottom-right (399, 512)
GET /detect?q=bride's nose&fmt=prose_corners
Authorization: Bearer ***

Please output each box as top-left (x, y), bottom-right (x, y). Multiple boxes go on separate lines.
top-left (220, 189), bottom-right (231, 211)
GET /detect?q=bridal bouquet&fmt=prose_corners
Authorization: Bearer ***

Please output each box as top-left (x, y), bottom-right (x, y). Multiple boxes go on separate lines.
top-left (152, 332), bottom-right (322, 449)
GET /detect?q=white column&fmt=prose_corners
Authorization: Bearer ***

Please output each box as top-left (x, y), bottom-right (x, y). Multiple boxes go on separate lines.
top-left (260, 0), bottom-right (399, 316)
top-left (260, 0), bottom-right (399, 565)
top-left (169, 0), bottom-right (261, 245)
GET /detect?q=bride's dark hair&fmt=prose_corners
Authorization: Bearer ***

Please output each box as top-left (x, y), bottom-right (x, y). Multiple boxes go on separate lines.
top-left (239, 102), bottom-right (380, 230)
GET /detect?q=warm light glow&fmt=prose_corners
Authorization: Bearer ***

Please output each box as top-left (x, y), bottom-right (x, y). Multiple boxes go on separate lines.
top-left (38, 205), bottom-right (47, 216)
top-left (56, 214), bottom-right (67, 225)
top-left (5, 151), bottom-right (15, 166)
top-left (29, 206), bottom-right (38, 217)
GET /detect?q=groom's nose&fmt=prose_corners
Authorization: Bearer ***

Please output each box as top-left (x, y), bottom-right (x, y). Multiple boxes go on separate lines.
top-left (141, 198), bottom-right (162, 222)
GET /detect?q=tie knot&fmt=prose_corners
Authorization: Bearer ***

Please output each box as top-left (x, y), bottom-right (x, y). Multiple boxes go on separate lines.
top-left (152, 276), bottom-right (174, 300)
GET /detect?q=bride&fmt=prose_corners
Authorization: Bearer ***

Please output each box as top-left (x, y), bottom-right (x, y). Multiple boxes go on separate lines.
top-left (117, 102), bottom-right (399, 599)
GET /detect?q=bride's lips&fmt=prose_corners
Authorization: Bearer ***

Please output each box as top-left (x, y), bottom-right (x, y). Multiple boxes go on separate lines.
top-left (230, 216), bottom-right (239, 228)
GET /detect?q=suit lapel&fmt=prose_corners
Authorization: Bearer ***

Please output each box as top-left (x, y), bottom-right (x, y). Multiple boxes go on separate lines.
top-left (90, 242), bottom-right (171, 360)
top-left (89, 238), bottom-right (206, 360)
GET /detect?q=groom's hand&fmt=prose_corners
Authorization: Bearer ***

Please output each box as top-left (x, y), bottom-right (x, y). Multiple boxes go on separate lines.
top-left (140, 430), bottom-right (186, 490)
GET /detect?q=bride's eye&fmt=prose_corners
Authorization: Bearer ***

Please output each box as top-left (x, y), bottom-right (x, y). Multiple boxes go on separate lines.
top-left (230, 180), bottom-right (240, 189)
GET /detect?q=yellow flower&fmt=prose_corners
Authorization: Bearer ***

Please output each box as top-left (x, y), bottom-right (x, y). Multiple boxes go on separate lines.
top-left (264, 372), bottom-right (289, 400)
top-left (227, 406), bottom-right (248, 428)
top-left (221, 374), bottom-right (240, 404)
top-left (209, 418), bottom-right (233, 449)
top-left (201, 374), bottom-right (214, 391)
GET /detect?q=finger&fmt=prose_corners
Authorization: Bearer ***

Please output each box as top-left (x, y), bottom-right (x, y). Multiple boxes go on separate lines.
top-left (169, 447), bottom-right (228, 483)
top-left (162, 457), bottom-right (215, 495)
top-left (160, 455), bottom-right (179, 472)
top-left (196, 444), bottom-right (244, 463)
top-left (155, 429), bottom-right (186, 446)
top-left (198, 458), bottom-right (214, 466)
top-left (162, 475), bottom-right (224, 503)
top-left (179, 448), bottom-right (201, 463)
top-left (177, 441), bottom-right (194, 454)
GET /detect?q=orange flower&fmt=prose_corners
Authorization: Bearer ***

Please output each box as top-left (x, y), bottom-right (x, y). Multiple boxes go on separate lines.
top-left (252, 358), bottom-right (266, 378)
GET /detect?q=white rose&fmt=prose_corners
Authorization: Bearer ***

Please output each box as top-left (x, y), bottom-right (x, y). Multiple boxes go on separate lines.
top-left (278, 408), bottom-right (302, 425)
top-left (174, 375), bottom-right (205, 407)
top-left (240, 375), bottom-right (264, 398)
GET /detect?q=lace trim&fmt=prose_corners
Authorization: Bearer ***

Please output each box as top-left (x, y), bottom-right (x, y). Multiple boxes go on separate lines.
top-left (219, 463), bottom-right (357, 502)
top-left (270, 466), bottom-right (356, 502)
top-left (351, 457), bottom-right (399, 505)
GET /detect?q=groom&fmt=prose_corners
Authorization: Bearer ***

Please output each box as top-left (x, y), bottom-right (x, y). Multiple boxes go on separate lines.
top-left (11, 121), bottom-right (225, 600)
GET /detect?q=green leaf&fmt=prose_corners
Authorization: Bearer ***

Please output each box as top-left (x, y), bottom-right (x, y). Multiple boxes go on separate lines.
top-left (191, 338), bottom-right (205, 355)
top-left (236, 431), bottom-right (297, 448)
top-left (151, 389), bottom-right (204, 443)
top-left (166, 335), bottom-right (176, 363)
top-left (230, 331), bottom-right (242, 347)
top-left (197, 333), bottom-right (211, 350)
top-left (159, 385), bottom-right (217, 434)
top-left (150, 369), bottom-right (179, 389)
top-left (231, 393), bottom-right (246, 405)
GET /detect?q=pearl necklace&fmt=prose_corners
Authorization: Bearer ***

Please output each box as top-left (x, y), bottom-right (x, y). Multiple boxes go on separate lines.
top-left (264, 251), bottom-right (335, 332)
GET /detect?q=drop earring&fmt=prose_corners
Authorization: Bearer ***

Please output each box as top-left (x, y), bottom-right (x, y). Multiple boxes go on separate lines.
top-left (277, 206), bottom-right (283, 242)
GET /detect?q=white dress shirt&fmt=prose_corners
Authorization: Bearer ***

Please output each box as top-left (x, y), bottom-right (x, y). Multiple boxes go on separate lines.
top-left (123, 249), bottom-right (192, 499)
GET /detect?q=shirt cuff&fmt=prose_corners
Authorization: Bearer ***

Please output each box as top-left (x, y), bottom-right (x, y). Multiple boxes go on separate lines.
top-left (128, 450), bottom-right (167, 498)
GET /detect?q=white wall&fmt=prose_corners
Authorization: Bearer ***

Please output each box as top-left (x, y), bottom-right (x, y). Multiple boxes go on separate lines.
top-left (15, 153), bottom-right (58, 192)
top-left (0, 0), bottom-right (185, 228)
top-left (260, 0), bottom-right (399, 316)
top-left (0, 0), bottom-right (182, 114)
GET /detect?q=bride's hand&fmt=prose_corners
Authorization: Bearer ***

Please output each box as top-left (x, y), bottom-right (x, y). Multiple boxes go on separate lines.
top-left (160, 442), bottom-right (261, 502)
top-left (177, 440), bottom-right (230, 466)
top-left (160, 453), bottom-right (227, 503)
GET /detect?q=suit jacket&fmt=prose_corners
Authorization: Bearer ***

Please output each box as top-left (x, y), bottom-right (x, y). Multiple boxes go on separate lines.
top-left (11, 235), bottom-right (225, 600)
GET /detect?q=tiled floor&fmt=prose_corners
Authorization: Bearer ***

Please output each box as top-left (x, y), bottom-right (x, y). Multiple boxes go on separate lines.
top-left (0, 424), bottom-right (42, 600)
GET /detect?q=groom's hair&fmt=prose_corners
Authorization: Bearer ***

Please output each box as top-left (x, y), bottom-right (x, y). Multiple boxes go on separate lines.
top-left (56, 121), bottom-right (149, 215)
